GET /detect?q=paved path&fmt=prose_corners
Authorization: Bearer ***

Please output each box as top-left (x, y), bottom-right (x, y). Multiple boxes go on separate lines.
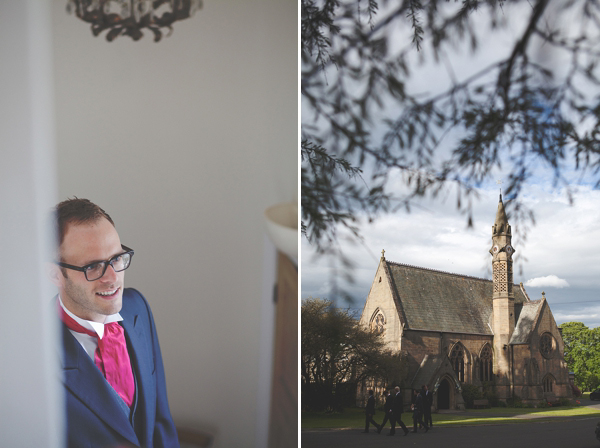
top-left (302, 417), bottom-right (600, 448)
top-left (302, 400), bottom-right (600, 447)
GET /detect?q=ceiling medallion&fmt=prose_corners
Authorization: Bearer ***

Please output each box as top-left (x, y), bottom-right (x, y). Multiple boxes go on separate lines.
top-left (66, 0), bottom-right (202, 42)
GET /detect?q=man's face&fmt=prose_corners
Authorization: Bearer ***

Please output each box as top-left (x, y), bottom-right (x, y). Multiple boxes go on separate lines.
top-left (56, 218), bottom-right (125, 322)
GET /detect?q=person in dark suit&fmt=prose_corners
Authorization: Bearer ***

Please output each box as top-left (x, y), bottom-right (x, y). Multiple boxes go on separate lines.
top-left (412, 389), bottom-right (429, 433)
top-left (48, 198), bottom-right (179, 448)
top-left (422, 384), bottom-right (433, 428)
top-left (377, 389), bottom-right (394, 434)
top-left (363, 390), bottom-right (381, 433)
top-left (411, 389), bottom-right (419, 429)
top-left (389, 386), bottom-right (409, 436)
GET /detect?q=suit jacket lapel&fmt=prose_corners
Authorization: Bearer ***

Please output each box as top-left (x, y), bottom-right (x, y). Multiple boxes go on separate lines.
top-left (61, 324), bottom-right (140, 447)
top-left (120, 307), bottom-right (155, 445)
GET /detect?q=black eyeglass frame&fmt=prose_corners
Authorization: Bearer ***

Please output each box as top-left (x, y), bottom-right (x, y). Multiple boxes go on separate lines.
top-left (55, 244), bottom-right (134, 281)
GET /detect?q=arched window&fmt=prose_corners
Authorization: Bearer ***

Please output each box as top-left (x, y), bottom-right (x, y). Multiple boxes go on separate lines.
top-left (543, 374), bottom-right (555, 393)
top-left (479, 344), bottom-right (493, 382)
top-left (450, 344), bottom-right (465, 382)
top-left (370, 310), bottom-right (385, 335)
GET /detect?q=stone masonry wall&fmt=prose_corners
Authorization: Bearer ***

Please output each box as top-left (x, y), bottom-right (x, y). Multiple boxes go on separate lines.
top-left (402, 330), bottom-right (494, 385)
top-left (359, 261), bottom-right (402, 352)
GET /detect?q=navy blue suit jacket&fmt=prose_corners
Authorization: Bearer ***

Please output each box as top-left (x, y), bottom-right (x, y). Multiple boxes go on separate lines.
top-left (60, 288), bottom-right (179, 448)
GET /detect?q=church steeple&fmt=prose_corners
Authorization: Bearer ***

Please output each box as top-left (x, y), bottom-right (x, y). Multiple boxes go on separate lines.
top-left (490, 194), bottom-right (515, 298)
top-left (494, 194), bottom-right (509, 235)
top-left (490, 194), bottom-right (515, 400)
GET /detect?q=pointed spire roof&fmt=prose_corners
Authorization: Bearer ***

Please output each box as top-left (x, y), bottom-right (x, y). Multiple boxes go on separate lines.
top-left (495, 194), bottom-right (509, 229)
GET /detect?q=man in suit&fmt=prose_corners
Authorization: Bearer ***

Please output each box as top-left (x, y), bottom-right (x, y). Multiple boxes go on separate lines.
top-left (389, 386), bottom-right (409, 436)
top-left (412, 389), bottom-right (429, 433)
top-left (377, 389), bottom-right (393, 434)
top-left (422, 384), bottom-right (433, 428)
top-left (48, 198), bottom-right (179, 448)
top-left (363, 390), bottom-right (381, 433)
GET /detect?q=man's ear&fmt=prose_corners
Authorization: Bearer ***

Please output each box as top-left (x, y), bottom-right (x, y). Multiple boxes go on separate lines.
top-left (46, 262), bottom-right (64, 288)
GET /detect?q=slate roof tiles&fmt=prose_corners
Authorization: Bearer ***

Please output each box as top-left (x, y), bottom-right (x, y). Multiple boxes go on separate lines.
top-left (385, 260), bottom-right (529, 335)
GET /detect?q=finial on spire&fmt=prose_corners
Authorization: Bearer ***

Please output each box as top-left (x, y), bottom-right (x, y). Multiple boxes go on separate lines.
top-left (542, 291), bottom-right (546, 299)
top-left (497, 179), bottom-right (503, 201)
top-left (381, 249), bottom-right (385, 259)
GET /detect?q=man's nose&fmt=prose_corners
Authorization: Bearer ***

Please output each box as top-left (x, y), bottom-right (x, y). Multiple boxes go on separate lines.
top-left (101, 263), bottom-right (118, 282)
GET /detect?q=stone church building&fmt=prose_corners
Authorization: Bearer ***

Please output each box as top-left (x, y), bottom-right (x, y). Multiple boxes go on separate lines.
top-left (358, 195), bottom-right (572, 410)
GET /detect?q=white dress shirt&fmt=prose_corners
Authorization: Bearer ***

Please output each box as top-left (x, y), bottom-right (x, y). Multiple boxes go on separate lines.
top-left (59, 295), bottom-right (123, 359)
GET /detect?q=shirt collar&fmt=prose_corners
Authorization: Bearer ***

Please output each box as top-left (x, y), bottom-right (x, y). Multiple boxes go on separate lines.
top-left (58, 295), bottom-right (122, 339)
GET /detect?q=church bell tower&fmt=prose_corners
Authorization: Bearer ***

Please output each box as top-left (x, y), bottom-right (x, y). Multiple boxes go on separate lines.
top-left (490, 194), bottom-right (515, 399)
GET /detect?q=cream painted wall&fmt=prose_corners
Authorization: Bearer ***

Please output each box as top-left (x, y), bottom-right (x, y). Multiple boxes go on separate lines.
top-left (50, 1), bottom-right (297, 447)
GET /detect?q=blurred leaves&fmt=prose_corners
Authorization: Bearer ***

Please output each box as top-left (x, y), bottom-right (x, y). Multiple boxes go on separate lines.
top-left (302, 0), bottom-right (600, 255)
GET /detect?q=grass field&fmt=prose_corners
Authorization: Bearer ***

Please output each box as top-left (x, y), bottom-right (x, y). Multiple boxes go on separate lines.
top-left (302, 402), bottom-right (600, 429)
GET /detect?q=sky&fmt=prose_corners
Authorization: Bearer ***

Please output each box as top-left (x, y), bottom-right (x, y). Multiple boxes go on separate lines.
top-left (301, 2), bottom-right (600, 328)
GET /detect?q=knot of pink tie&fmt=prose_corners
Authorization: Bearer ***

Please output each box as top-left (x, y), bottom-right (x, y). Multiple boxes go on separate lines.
top-left (60, 306), bottom-right (135, 407)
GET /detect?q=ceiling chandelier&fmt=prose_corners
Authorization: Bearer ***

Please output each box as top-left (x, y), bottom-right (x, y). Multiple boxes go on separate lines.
top-left (66, 0), bottom-right (202, 42)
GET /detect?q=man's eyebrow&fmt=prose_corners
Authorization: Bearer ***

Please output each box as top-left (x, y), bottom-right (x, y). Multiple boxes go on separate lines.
top-left (81, 249), bottom-right (125, 266)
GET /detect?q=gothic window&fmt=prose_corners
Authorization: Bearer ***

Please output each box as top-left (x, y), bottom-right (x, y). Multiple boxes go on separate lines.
top-left (479, 344), bottom-right (493, 382)
top-left (543, 374), bottom-right (555, 393)
top-left (540, 333), bottom-right (555, 359)
top-left (370, 311), bottom-right (385, 335)
top-left (450, 344), bottom-right (465, 382)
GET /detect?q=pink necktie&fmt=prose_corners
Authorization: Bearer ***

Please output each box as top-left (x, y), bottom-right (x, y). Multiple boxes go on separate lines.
top-left (60, 306), bottom-right (135, 407)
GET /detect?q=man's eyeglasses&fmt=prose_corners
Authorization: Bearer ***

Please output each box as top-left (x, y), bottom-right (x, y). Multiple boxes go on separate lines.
top-left (55, 245), bottom-right (134, 281)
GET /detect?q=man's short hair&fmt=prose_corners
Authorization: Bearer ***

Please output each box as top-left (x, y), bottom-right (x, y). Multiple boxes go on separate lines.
top-left (394, 386), bottom-right (400, 392)
top-left (54, 198), bottom-right (114, 248)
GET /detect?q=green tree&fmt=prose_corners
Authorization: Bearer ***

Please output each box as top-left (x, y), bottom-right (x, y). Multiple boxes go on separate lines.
top-left (301, 297), bottom-right (407, 410)
top-left (560, 322), bottom-right (600, 391)
top-left (302, 0), bottom-right (600, 253)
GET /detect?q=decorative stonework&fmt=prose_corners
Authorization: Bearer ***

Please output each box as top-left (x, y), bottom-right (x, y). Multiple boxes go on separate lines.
top-left (370, 310), bottom-right (385, 335)
top-left (493, 262), bottom-right (508, 292)
top-left (540, 333), bottom-right (555, 359)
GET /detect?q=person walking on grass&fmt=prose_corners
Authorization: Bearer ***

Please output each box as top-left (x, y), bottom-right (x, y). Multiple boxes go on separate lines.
top-left (363, 390), bottom-right (381, 433)
top-left (377, 389), bottom-right (393, 434)
top-left (412, 389), bottom-right (429, 433)
top-left (422, 384), bottom-right (433, 428)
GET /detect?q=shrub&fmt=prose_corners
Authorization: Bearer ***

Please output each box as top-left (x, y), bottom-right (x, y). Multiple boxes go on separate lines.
top-left (461, 383), bottom-right (483, 408)
top-left (559, 398), bottom-right (572, 407)
top-left (482, 382), bottom-right (500, 406)
top-left (506, 395), bottom-right (523, 408)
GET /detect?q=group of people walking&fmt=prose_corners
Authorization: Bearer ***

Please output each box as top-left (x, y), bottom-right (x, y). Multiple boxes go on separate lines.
top-left (364, 385), bottom-right (433, 436)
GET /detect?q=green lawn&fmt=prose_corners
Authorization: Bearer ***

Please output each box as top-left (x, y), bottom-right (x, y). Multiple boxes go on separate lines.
top-left (302, 404), bottom-right (600, 429)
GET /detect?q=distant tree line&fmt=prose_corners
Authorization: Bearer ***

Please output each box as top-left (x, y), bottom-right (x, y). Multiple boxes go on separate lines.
top-left (561, 322), bottom-right (600, 392)
top-left (301, 297), bottom-right (408, 411)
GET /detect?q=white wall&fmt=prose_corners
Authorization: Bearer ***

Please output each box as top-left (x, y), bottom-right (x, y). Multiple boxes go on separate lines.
top-left (0, 1), bottom-right (62, 447)
top-left (51, 1), bottom-right (297, 447)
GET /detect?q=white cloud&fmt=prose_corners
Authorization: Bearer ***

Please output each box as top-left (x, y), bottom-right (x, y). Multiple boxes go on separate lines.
top-left (525, 275), bottom-right (570, 289)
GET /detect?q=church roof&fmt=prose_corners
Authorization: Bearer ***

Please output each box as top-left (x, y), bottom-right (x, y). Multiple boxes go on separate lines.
top-left (384, 261), bottom-right (529, 335)
top-left (409, 354), bottom-right (457, 389)
top-left (510, 299), bottom-right (544, 345)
